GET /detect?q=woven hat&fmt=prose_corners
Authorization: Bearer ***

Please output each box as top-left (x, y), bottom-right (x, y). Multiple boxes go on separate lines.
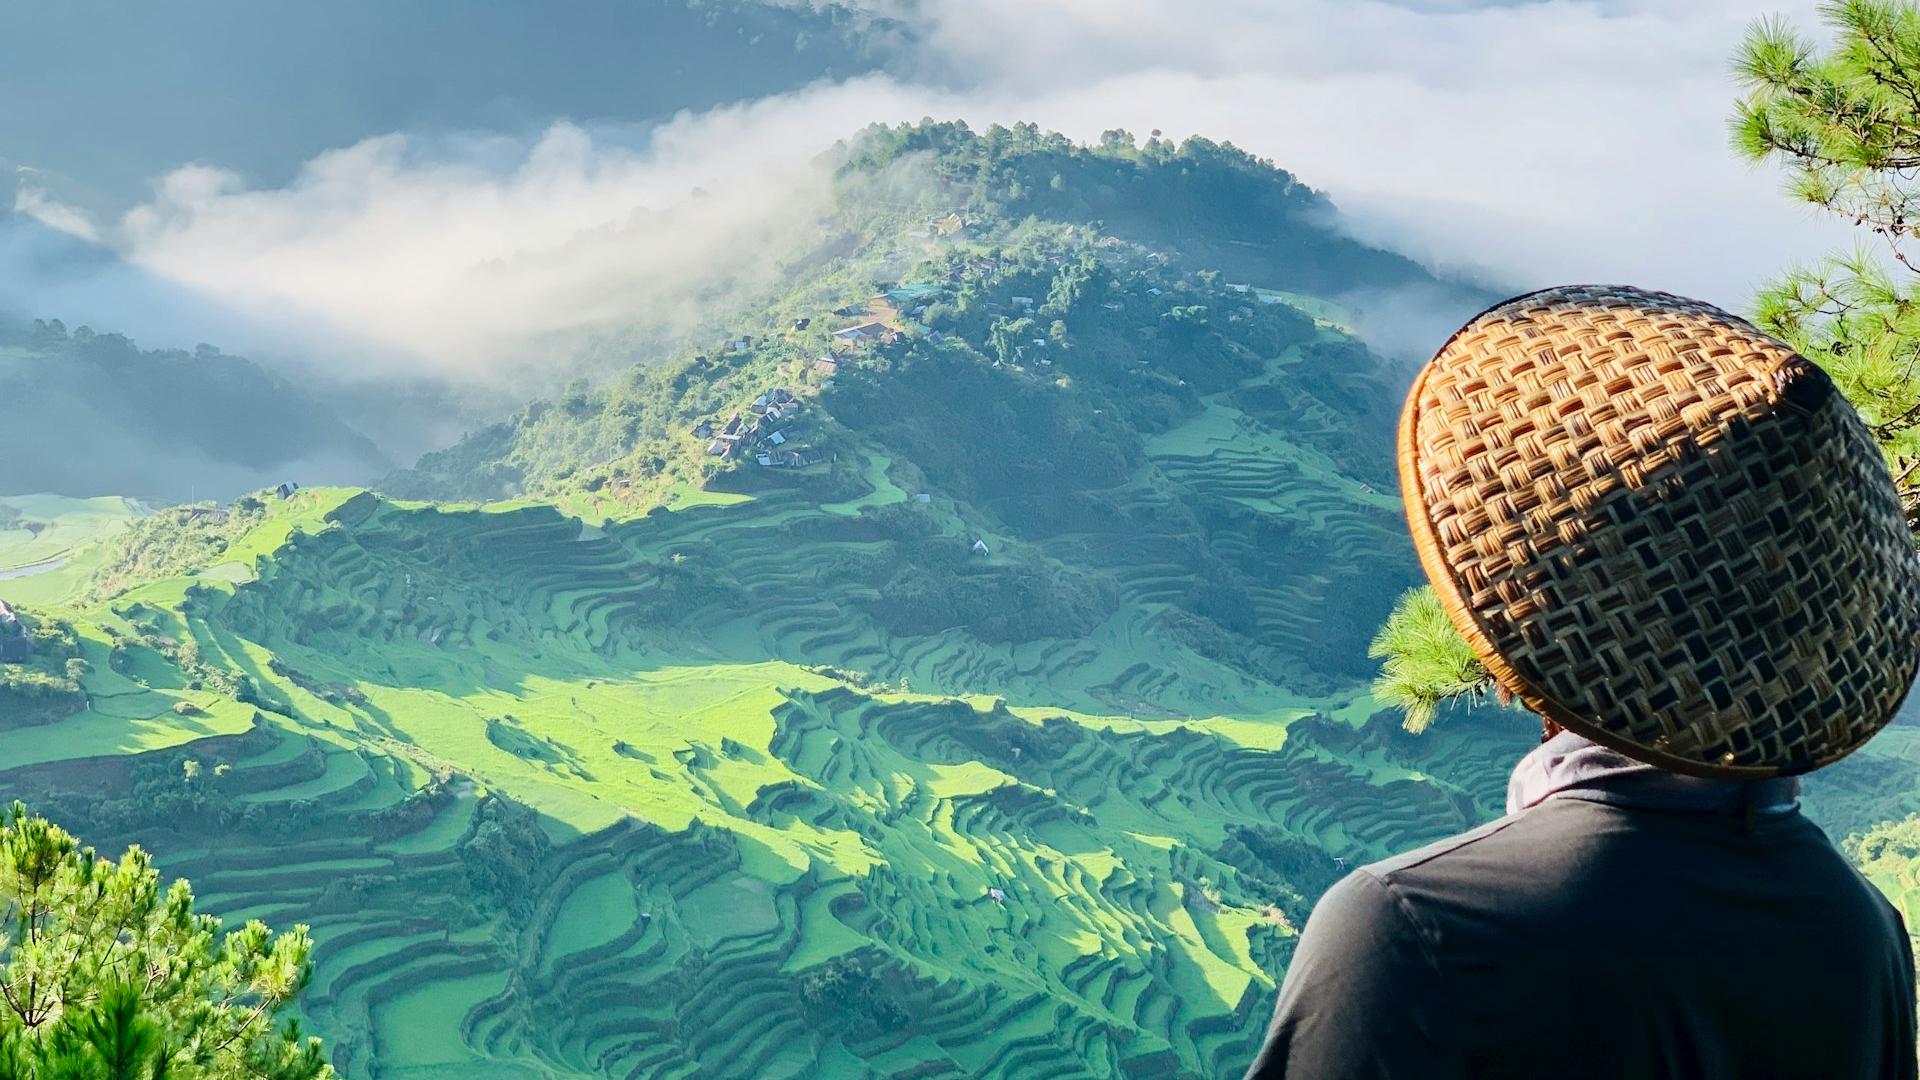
top-left (1401, 284), bottom-right (1920, 778)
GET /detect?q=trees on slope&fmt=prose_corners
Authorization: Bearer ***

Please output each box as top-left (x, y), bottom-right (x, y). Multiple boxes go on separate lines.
top-left (1734, 0), bottom-right (1920, 533)
top-left (0, 803), bottom-right (330, 1080)
top-left (1372, 0), bottom-right (1920, 729)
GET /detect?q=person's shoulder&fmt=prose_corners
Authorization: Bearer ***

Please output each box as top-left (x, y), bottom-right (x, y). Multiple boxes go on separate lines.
top-left (1295, 864), bottom-right (1428, 958)
top-left (1355, 811), bottom-right (1533, 883)
top-left (1303, 817), bottom-right (1537, 946)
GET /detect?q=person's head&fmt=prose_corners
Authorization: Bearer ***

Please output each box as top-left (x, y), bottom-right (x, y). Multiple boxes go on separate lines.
top-left (1402, 285), bottom-right (1920, 778)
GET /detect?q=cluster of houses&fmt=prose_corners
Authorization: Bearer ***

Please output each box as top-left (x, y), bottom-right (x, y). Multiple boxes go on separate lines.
top-left (0, 600), bottom-right (32, 664)
top-left (696, 387), bottom-right (821, 468)
top-left (827, 282), bottom-right (948, 349)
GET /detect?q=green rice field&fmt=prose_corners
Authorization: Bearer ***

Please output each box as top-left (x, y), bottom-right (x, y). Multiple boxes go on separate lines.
top-left (0, 344), bottom-right (1555, 1076)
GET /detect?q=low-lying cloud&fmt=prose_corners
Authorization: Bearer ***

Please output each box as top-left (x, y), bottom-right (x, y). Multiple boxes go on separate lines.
top-left (877, 0), bottom-right (1850, 304)
top-left (16, 82), bottom-right (916, 383)
top-left (9, 0), bottom-right (1853, 397)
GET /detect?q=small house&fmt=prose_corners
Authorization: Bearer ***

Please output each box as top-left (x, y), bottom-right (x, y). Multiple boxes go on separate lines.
top-left (972, 539), bottom-right (990, 556)
top-left (692, 419), bottom-right (715, 439)
top-left (832, 321), bottom-right (893, 345)
top-left (757, 454), bottom-right (774, 467)
top-left (812, 357), bottom-right (839, 376)
top-left (913, 493), bottom-right (932, 504)
top-left (275, 481), bottom-right (300, 499)
top-left (791, 317), bottom-right (811, 332)
top-left (988, 886), bottom-right (1007, 905)
top-left (884, 282), bottom-right (942, 306)
top-left (706, 439), bottom-right (729, 456)
top-left (1011, 296), bottom-right (1035, 308)
top-left (1147, 287), bottom-right (1163, 296)
top-left (767, 431), bottom-right (787, 446)
top-left (0, 601), bottom-right (30, 665)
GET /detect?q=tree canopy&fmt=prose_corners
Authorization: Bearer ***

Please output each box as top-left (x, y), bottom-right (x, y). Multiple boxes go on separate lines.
top-left (1734, 0), bottom-right (1920, 531)
top-left (0, 803), bottom-right (330, 1079)
top-left (1366, 588), bottom-right (1491, 734)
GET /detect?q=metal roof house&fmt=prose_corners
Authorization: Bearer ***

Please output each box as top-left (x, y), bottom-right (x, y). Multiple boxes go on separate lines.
top-left (0, 601), bottom-right (31, 665)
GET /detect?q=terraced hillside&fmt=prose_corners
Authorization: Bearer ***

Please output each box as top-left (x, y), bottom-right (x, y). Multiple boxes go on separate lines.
top-left (3, 473), bottom-right (1528, 1078)
top-left (9, 118), bottom-right (1920, 1080)
top-left (0, 292), bottom-right (1533, 1077)
top-left (0, 124), bottom-right (1530, 1077)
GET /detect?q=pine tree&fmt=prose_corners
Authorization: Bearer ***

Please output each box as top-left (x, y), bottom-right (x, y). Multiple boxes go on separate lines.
top-left (0, 804), bottom-right (331, 1079)
top-left (1367, 588), bottom-right (1492, 733)
top-left (1733, 0), bottom-right (1920, 532)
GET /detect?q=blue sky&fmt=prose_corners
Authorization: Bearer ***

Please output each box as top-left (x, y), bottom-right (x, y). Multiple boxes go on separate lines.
top-left (1, 0), bottom-right (1848, 379)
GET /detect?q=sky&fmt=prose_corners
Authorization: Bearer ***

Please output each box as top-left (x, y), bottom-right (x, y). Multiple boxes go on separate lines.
top-left (0, 0), bottom-right (1851, 388)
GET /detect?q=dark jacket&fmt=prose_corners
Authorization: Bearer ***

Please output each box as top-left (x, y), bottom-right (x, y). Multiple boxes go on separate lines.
top-left (1245, 736), bottom-right (1916, 1080)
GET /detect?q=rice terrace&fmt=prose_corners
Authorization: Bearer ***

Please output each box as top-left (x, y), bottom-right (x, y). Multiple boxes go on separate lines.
top-left (9, 4), bottom-right (1920, 1078)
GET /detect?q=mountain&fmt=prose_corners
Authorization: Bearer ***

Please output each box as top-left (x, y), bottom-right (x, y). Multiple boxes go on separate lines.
top-left (22, 123), bottom-right (1906, 1078)
top-left (389, 121), bottom-right (1478, 505)
top-left (0, 317), bottom-right (390, 501)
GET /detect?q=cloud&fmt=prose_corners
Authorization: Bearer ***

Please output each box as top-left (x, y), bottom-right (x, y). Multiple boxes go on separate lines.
top-left (15, 80), bottom-right (931, 383)
top-left (797, 0), bottom-right (1851, 307)
top-left (14, 175), bottom-right (99, 243)
top-left (9, 0), bottom-right (1855, 394)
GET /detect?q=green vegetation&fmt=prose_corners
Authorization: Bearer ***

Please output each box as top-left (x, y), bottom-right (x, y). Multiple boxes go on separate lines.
top-left (0, 122), bottom-right (1537, 1077)
top-left (386, 121), bottom-right (1428, 513)
top-left (4, 480), bottom-right (1520, 1076)
top-left (1734, 0), bottom-right (1920, 531)
top-left (1367, 588), bottom-right (1491, 734)
top-left (0, 612), bottom-right (85, 729)
top-left (87, 497), bottom-right (274, 601)
top-left (0, 495), bottom-right (144, 571)
top-left (0, 803), bottom-right (330, 1078)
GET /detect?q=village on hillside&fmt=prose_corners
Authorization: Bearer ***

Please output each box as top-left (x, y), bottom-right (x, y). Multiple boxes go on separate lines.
top-left (696, 385), bottom-right (821, 469)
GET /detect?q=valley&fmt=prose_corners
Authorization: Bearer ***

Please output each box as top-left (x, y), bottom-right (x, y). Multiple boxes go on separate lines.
top-left (5, 120), bottom-right (1914, 1078)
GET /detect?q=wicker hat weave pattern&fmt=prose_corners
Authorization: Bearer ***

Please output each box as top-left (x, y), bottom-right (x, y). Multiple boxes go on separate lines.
top-left (1401, 284), bottom-right (1920, 777)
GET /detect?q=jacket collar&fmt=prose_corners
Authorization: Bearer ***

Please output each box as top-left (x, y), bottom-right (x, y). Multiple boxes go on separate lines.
top-left (1506, 730), bottom-right (1801, 817)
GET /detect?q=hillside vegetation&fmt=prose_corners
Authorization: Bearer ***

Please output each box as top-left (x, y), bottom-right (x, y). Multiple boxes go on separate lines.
top-left (2, 123), bottom-right (1528, 1079)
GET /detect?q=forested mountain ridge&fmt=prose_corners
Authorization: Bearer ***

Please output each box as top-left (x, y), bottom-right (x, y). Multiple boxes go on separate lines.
top-left (387, 121), bottom-right (1462, 508)
top-left (0, 124), bottom-right (1571, 1078)
top-left (0, 317), bottom-right (389, 501)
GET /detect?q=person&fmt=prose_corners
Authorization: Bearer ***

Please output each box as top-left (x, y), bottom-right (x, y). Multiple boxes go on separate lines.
top-left (1245, 285), bottom-right (1920, 1080)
